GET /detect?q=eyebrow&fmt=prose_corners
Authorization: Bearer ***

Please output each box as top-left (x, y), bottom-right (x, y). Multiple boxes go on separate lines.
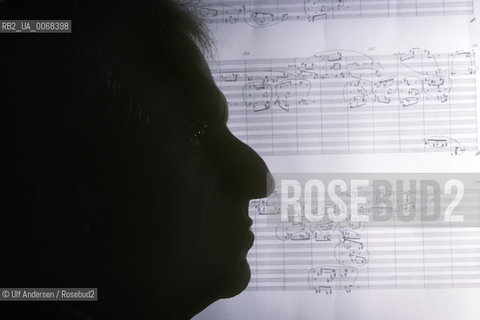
top-left (219, 90), bottom-right (229, 123)
top-left (206, 83), bottom-right (228, 124)
top-left (190, 71), bottom-right (229, 125)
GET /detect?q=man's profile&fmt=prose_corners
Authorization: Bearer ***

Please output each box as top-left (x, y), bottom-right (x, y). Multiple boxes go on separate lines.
top-left (0, 0), bottom-right (273, 318)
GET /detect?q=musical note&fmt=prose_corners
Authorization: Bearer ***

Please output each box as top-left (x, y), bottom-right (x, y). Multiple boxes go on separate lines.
top-left (195, 0), bottom-right (473, 26)
top-left (209, 48), bottom-right (477, 156)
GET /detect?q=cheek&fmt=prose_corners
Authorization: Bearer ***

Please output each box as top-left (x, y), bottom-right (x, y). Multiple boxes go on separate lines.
top-left (168, 146), bottom-right (242, 259)
top-left (187, 190), bottom-right (236, 261)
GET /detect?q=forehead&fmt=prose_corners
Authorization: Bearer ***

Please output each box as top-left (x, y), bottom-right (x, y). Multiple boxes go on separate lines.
top-left (178, 46), bottom-right (226, 122)
top-left (125, 34), bottom-right (225, 122)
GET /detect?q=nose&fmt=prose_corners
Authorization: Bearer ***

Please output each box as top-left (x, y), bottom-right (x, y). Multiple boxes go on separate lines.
top-left (217, 129), bottom-right (275, 200)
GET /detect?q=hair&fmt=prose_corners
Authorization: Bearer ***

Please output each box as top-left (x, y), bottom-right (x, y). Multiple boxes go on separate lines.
top-left (0, 0), bottom-right (212, 287)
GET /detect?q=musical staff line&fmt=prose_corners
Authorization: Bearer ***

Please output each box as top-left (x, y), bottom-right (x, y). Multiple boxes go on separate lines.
top-left (195, 0), bottom-right (474, 27)
top-left (210, 48), bottom-right (478, 156)
top-left (244, 175), bottom-right (480, 294)
top-left (246, 207), bottom-right (480, 294)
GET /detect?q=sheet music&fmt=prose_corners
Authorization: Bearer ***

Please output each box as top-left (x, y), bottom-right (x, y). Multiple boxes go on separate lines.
top-left (194, 1), bottom-right (480, 319)
top-left (195, 0), bottom-right (474, 26)
top-left (246, 174), bottom-right (480, 293)
top-left (210, 49), bottom-right (477, 156)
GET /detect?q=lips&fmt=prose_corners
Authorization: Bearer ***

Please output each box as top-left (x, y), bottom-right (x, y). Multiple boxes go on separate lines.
top-left (238, 227), bottom-right (254, 249)
top-left (219, 196), bottom-right (256, 255)
top-left (230, 218), bottom-right (255, 251)
top-left (246, 229), bottom-right (254, 249)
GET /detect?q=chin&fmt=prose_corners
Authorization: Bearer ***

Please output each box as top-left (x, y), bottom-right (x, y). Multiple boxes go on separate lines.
top-left (218, 258), bottom-right (252, 299)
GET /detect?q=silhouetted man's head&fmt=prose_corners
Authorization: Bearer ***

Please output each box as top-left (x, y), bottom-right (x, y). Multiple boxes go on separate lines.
top-left (1, 1), bottom-right (272, 318)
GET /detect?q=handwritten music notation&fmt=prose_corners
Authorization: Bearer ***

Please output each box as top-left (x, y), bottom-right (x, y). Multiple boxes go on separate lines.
top-left (276, 217), bottom-right (370, 294)
top-left (246, 181), bottom-right (480, 294)
top-left (194, 0), bottom-right (474, 27)
top-left (209, 48), bottom-right (478, 156)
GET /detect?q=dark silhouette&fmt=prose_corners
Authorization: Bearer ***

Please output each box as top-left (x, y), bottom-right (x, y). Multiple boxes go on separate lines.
top-left (0, 1), bottom-right (272, 319)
